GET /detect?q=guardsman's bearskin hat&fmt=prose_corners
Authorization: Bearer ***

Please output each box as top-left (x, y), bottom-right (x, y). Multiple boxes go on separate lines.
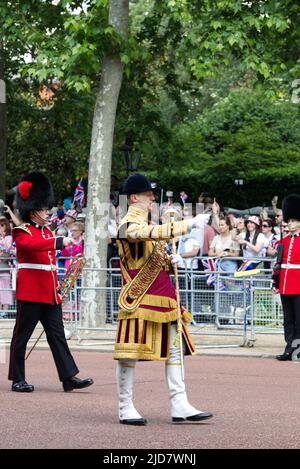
top-left (122, 173), bottom-right (153, 195)
top-left (16, 171), bottom-right (54, 222)
top-left (282, 194), bottom-right (300, 222)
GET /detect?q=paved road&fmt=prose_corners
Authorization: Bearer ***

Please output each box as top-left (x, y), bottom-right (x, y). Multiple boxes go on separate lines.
top-left (0, 349), bottom-right (299, 449)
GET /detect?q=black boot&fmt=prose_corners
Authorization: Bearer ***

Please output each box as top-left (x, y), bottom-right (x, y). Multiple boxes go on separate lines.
top-left (276, 352), bottom-right (292, 361)
top-left (12, 381), bottom-right (34, 392)
top-left (63, 376), bottom-right (94, 392)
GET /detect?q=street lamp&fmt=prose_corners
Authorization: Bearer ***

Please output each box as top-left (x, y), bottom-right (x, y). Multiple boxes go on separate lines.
top-left (234, 179), bottom-right (244, 186)
top-left (234, 179), bottom-right (245, 208)
top-left (120, 137), bottom-right (141, 175)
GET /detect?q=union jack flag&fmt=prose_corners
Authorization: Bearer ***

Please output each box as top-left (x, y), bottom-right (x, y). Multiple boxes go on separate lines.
top-left (201, 257), bottom-right (234, 290)
top-left (73, 178), bottom-right (85, 208)
top-left (238, 259), bottom-right (260, 272)
top-left (201, 257), bottom-right (218, 286)
top-left (48, 213), bottom-right (64, 227)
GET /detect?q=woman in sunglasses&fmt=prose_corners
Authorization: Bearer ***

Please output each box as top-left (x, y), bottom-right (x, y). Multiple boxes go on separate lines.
top-left (261, 219), bottom-right (279, 256)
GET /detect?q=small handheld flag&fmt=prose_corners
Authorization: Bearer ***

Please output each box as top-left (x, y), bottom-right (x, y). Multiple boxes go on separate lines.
top-left (73, 178), bottom-right (85, 208)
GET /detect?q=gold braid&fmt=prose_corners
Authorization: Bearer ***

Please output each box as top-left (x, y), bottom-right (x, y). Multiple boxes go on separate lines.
top-left (118, 241), bottom-right (166, 312)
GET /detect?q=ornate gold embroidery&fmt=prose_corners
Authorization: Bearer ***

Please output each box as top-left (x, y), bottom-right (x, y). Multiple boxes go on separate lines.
top-left (13, 224), bottom-right (32, 236)
top-left (118, 241), bottom-right (166, 312)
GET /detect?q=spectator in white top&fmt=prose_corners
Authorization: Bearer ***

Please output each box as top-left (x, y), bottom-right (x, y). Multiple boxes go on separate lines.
top-left (176, 207), bottom-right (203, 270)
top-left (208, 216), bottom-right (240, 272)
top-left (177, 235), bottom-right (201, 270)
top-left (237, 215), bottom-right (266, 258)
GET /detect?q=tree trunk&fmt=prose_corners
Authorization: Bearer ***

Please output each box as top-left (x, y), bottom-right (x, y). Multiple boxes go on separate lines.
top-left (0, 43), bottom-right (6, 201)
top-left (80, 0), bottom-right (129, 328)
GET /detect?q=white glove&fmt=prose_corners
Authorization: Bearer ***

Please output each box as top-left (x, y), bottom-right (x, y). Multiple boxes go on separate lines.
top-left (108, 219), bottom-right (117, 238)
top-left (62, 237), bottom-right (74, 247)
top-left (187, 213), bottom-right (210, 230)
top-left (170, 254), bottom-right (183, 265)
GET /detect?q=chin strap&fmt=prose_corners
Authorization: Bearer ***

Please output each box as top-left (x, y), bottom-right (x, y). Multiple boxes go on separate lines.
top-left (31, 211), bottom-right (48, 226)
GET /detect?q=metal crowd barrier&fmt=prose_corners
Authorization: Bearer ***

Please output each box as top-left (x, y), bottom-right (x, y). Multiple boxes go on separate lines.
top-left (69, 255), bottom-right (283, 349)
top-left (0, 264), bottom-right (17, 321)
top-left (0, 255), bottom-right (284, 349)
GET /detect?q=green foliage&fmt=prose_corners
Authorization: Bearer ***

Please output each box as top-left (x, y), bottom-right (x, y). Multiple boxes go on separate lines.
top-left (2, 0), bottom-right (300, 208)
top-left (1, 0), bottom-right (113, 91)
top-left (6, 83), bottom-right (94, 200)
top-left (146, 90), bottom-right (300, 208)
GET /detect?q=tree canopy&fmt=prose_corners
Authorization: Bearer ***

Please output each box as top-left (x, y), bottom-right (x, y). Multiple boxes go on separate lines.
top-left (2, 0), bottom-right (300, 207)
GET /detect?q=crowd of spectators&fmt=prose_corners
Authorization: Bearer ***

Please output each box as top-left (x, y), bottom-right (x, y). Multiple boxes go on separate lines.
top-left (0, 170), bottom-right (289, 317)
top-left (159, 192), bottom-right (286, 275)
top-left (0, 215), bottom-right (16, 317)
top-left (1, 178), bottom-right (288, 270)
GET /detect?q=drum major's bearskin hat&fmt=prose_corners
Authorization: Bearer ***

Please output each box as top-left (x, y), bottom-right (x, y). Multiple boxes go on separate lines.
top-left (16, 171), bottom-right (54, 222)
top-left (282, 194), bottom-right (300, 222)
top-left (122, 173), bottom-right (153, 195)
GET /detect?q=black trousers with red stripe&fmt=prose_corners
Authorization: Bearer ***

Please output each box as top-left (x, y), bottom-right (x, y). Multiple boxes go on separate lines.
top-left (8, 300), bottom-right (79, 383)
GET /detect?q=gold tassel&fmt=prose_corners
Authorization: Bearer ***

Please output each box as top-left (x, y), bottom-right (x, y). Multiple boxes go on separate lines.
top-left (173, 333), bottom-right (180, 348)
top-left (173, 322), bottom-right (183, 348)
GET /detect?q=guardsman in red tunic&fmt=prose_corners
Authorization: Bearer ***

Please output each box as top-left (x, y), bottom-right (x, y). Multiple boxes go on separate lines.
top-left (273, 194), bottom-right (300, 361)
top-left (8, 172), bottom-right (93, 392)
top-left (114, 173), bottom-right (213, 425)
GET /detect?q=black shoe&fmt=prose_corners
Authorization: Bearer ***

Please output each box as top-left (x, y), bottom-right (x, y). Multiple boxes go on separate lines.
top-left (63, 376), bottom-right (94, 392)
top-left (119, 418), bottom-right (147, 426)
top-left (12, 381), bottom-right (34, 393)
top-left (172, 412), bottom-right (213, 423)
top-left (276, 352), bottom-right (292, 361)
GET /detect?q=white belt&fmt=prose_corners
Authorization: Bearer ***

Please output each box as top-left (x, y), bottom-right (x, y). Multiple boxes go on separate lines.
top-left (18, 263), bottom-right (57, 272)
top-left (281, 264), bottom-right (300, 269)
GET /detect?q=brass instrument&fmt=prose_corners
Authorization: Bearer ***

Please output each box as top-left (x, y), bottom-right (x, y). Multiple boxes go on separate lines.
top-left (25, 256), bottom-right (86, 360)
top-left (58, 256), bottom-right (86, 301)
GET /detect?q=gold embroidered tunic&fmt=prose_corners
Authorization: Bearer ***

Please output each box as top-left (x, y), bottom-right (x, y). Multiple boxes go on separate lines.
top-left (114, 205), bottom-right (196, 361)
